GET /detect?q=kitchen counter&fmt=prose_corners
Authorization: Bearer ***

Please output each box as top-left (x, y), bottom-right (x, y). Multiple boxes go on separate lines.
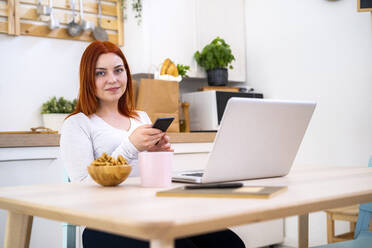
top-left (0, 132), bottom-right (216, 148)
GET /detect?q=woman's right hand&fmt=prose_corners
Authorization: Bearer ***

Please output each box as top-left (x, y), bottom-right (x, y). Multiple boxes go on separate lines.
top-left (129, 124), bottom-right (164, 152)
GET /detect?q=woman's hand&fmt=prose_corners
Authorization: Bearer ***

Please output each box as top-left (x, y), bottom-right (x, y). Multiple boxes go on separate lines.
top-left (129, 124), bottom-right (164, 152)
top-left (148, 134), bottom-right (174, 152)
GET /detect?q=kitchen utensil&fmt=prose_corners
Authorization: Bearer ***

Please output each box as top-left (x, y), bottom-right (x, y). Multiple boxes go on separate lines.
top-left (48, 0), bottom-right (59, 30)
top-left (79, 0), bottom-right (94, 31)
top-left (93, 0), bottom-right (108, 41)
top-left (67, 0), bottom-right (83, 36)
top-left (36, 0), bottom-right (51, 16)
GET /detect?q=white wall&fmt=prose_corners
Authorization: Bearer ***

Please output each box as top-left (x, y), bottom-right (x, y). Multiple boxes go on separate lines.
top-left (0, 37), bottom-right (83, 130)
top-left (0, 0), bottom-right (246, 131)
top-left (245, 0), bottom-right (372, 246)
top-left (195, 0), bottom-right (246, 81)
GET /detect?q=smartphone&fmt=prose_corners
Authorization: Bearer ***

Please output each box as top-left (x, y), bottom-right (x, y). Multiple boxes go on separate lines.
top-left (152, 117), bottom-right (175, 132)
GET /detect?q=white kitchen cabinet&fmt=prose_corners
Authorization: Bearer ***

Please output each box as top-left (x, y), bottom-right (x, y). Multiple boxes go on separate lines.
top-left (173, 143), bottom-right (212, 171)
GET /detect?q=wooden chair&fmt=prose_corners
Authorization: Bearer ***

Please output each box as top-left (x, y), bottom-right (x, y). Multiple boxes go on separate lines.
top-left (325, 205), bottom-right (359, 243)
top-left (62, 170), bottom-right (77, 248)
top-left (313, 158), bottom-right (372, 247)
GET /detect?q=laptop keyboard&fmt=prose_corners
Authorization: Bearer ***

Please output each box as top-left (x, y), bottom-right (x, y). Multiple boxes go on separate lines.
top-left (184, 172), bottom-right (204, 177)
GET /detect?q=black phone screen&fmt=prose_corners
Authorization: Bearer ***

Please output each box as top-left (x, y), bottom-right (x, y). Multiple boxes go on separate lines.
top-left (152, 117), bottom-right (175, 132)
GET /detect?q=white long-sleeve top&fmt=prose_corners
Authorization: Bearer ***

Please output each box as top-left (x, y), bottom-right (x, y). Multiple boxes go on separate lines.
top-left (60, 111), bottom-right (151, 182)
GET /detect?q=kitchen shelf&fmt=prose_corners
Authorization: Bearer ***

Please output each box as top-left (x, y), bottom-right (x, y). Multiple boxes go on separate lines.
top-left (0, 0), bottom-right (123, 45)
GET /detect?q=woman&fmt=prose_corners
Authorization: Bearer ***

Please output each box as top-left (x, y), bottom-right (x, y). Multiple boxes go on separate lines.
top-left (60, 41), bottom-right (245, 248)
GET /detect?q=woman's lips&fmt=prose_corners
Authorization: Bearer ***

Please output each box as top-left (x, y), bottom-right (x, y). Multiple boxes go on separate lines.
top-left (106, 87), bottom-right (120, 92)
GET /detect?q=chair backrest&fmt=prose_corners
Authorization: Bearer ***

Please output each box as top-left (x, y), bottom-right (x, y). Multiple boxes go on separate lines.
top-left (353, 156), bottom-right (372, 238)
top-left (63, 168), bottom-right (76, 248)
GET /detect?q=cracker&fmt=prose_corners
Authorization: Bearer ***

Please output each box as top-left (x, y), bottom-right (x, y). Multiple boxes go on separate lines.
top-left (90, 153), bottom-right (129, 167)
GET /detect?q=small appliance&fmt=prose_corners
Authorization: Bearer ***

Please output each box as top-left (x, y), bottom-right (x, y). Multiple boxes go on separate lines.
top-left (182, 91), bottom-right (263, 131)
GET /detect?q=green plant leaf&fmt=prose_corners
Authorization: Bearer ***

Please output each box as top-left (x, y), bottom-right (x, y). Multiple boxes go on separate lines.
top-left (177, 64), bottom-right (190, 78)
top-left (41, 96), bottom-right (77, 114)
top-left (194, 37), bottom-right (235, 71)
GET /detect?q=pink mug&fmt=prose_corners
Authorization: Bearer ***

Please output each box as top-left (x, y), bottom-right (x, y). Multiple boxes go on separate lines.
top-left (138, 152), bottom-right (173, 187)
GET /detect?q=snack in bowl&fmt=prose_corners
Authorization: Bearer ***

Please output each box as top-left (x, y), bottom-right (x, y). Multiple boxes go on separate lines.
top-left (88, 153), bottom-right (132, 186)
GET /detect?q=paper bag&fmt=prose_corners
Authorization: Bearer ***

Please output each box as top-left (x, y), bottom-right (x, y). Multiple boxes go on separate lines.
top-left (129, 80), bottom-right (138, 110)
top-left (136, 78), bottom-right (180, 132)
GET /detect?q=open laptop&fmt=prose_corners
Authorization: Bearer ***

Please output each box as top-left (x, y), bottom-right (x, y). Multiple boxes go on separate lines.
top-left (172, 97), bottom-right (316, 184)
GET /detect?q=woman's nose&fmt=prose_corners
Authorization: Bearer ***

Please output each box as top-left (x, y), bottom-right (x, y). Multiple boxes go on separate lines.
top-left (106, 72), bottom-right (116, 83)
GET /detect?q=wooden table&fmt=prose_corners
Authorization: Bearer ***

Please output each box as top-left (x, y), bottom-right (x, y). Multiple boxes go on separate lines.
top-left (1, 166), bottom-right (372, 248)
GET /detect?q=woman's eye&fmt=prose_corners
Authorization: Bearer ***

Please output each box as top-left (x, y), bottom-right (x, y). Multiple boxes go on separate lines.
top-left (115, 68), bottom-right (124, 73)
top-left (95, 71), bottom-right (105, 76)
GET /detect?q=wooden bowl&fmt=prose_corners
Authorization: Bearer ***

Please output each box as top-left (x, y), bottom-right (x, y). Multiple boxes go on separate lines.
top-left (87, 165), bottom-right (132, 186)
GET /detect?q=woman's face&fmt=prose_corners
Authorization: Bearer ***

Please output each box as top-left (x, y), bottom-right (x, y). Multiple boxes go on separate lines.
top-left (95, 53), bottom-right (127, 105)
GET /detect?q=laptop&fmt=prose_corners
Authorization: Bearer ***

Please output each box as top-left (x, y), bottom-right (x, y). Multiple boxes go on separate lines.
top-left (172, 97), bottom-right (316, 184)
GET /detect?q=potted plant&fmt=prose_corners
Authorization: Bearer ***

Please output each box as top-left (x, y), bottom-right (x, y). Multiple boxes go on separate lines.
top-left (194, 37), bottom-right (235, 86)
top-left (41, 96), bottom-right (76, 132)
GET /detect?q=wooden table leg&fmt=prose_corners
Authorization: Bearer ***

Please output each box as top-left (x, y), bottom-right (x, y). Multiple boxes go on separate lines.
top-left (327, 213), bottom-right (335, 243)
top-left (4, 211), bottom-right (33, 248)
top-left (298, 214), bottom-right (309, 248)
top-left (350, 222), bottom-right (356, 232)
top-left (150, 239), bottom-right (174, 248)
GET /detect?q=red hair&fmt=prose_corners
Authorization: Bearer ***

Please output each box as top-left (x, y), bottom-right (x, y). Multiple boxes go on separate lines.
top-left (68, 41), bottom-right (138, 119)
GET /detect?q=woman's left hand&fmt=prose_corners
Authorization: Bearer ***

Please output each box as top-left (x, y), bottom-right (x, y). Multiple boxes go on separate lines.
top-left (147, 135), bottom-right (174, 152)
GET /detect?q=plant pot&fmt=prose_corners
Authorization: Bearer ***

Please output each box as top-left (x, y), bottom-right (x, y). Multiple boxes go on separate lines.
top-left (42, 113), bottom-right (69, 132)
top-left (207, 68), bottom-right (228, 86)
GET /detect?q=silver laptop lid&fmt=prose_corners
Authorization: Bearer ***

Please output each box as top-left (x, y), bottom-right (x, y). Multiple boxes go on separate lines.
top-left (199, 98), bottom-right (316, 183)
